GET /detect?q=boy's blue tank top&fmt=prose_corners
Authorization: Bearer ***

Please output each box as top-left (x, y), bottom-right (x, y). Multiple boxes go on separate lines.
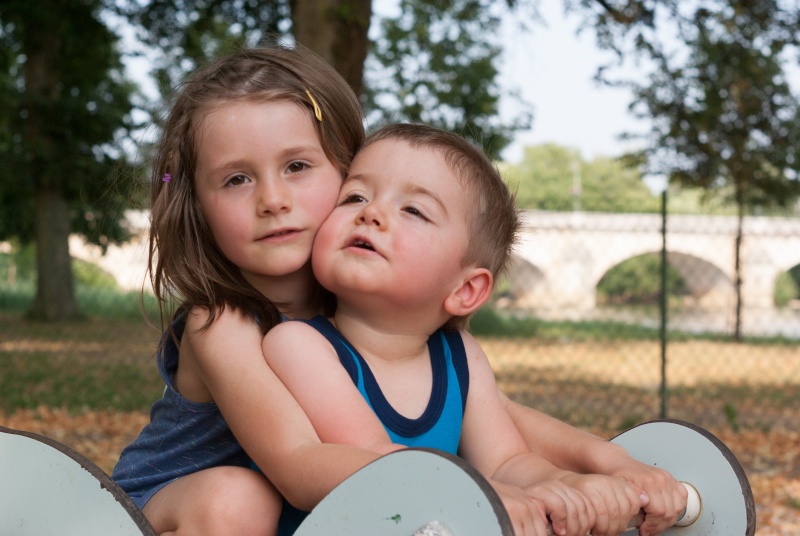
top-left (276, 315), bottom-right (470, 535)
top-left (305, 315), bottom-right (469, 452)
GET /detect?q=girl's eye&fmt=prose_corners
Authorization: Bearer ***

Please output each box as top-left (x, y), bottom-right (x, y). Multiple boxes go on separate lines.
top-left (225, 174), bottom-right (251, 187)
top-left (287, 161), bottom-right (309, 174)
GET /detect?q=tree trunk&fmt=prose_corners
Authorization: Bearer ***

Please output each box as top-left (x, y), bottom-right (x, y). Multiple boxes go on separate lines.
top-left (30, 186), bottom-right (82, 321)
top-left (23, 13), bottom-right (82, 321)
top-left (290, 0), bottom-right (373, 97)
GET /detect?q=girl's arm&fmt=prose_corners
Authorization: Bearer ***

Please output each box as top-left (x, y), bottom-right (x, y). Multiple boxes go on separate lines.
top-left (183, 308), bottom-right (382, 511)
top-left (503, 395), bottom-right (687, 536)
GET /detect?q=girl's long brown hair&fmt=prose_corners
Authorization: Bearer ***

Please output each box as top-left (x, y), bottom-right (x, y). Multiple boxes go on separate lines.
top-left (148, 44), bottom-right (364, 337)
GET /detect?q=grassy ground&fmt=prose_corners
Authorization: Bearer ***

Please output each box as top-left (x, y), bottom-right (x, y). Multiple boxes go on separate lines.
top-left (1, 313), bottom-right (798, 534)
top-left (0, 314), bottom-right (163, 413)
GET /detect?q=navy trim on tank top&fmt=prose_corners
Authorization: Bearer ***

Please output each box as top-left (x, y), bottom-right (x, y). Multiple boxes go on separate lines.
top-left (442, 329), bottom-right (469, 415)
top-left (302, 316), bottom-right (469, 438)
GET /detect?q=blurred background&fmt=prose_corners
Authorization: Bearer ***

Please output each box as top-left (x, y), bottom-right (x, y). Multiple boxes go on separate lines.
top-left (1, 1), bottom-right (799, 533)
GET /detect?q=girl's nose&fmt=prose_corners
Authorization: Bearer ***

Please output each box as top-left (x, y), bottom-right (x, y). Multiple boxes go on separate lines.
top-left (258, 177), bottom-right (291, 214)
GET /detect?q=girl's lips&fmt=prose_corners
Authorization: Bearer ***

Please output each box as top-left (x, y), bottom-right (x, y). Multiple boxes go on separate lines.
top-left (259, 228), bottom-right (301, 241)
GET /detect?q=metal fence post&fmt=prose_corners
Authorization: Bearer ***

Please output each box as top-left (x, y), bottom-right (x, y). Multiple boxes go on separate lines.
top-left (660, 189), bottom-right (668, 419)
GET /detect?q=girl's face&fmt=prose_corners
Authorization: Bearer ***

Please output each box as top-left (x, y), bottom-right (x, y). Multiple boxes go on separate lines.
top-left (194, 100), bottom-right (342, 297)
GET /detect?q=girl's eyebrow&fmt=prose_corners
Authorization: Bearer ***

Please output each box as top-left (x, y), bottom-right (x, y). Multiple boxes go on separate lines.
top-left (208, 159), bottom-right (249, 177)
top-left (208, 145), bottom-right (324, 176)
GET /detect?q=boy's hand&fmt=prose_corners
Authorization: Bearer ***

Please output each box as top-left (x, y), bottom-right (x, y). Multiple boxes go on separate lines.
top-left (490, 479), bottom-right (551, 536)
top-left (609, 462), bottom-right (687, 535)
top-left (559, 473), bottom-right (642, 535)
top-left (521, 478), bottom-right (594, 536)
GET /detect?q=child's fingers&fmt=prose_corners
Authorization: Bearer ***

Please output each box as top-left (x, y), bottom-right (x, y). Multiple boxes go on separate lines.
top-left (638, 476), bottom-right (688, 536)
top-left (526, 482), bottom-right (593, 536)
top-left (492, 480), bottom-right (550, 536)
top-left (609, 461), bottom-right (688, 536)
top-left (598, 479), bottom-right (642, 535)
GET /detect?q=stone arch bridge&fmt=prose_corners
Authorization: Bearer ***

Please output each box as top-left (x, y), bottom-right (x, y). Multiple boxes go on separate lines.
top-left (507, 211), bottom-right (800, 315)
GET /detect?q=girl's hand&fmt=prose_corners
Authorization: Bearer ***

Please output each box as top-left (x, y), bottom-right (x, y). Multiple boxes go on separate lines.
top-left (490, 479), bottom-right (550, 536)
top-left (559, 473), bottom-right (642, 536)
top-left (522, 478), bottom-right (594, 536)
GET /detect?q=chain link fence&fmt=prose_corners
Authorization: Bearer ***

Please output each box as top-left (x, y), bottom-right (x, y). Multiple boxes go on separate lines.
top-left (2, 203), bottom-right (799, 436)
top-left (480, 200), bottom-right (800, 435)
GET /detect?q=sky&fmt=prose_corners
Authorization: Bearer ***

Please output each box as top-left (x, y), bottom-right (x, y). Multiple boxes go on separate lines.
top-left (497, 3), bottom-right (646, 164)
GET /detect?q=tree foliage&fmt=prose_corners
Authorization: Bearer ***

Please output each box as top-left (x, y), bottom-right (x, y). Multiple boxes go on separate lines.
top-left (503, 143), bottom-right (660, 212)
top-left (0, 0), bottom-right (139, 319)
top-left (365, 0), bottom-right (531, 159)
top-left (116, 0), bottom-right (286, 101)
top-left (569, 0), bottom-right (800, 207)
top-left (121, 0), bottom-right (527, 159)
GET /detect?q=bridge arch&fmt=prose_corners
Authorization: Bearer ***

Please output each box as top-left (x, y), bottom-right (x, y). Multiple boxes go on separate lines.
top-left (510, 211), bottom-right (800, 314)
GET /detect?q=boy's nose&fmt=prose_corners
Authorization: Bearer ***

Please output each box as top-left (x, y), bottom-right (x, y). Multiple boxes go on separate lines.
top-left (357, 203), bottom-right (383, 227)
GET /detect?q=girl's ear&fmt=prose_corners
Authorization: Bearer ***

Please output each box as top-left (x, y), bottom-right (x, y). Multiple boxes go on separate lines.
top-left (444, 268), bottom-right (493, 318)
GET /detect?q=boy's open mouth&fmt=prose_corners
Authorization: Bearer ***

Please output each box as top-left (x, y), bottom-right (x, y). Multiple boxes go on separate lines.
top-left (349, 238), bottom-right (375, 251)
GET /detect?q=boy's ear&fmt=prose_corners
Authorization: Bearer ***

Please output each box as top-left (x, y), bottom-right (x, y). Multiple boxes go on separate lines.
top-left (444, 267), bottom-right (493, 318)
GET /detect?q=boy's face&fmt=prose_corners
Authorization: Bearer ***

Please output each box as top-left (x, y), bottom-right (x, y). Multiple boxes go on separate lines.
top-left (312, 138), bottom-right (474, 314)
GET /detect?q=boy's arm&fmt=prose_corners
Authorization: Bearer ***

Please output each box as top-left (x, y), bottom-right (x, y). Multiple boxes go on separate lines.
top-left (458, 332), bottom-right (598, 536)
top-left (262, 320), bottom-right (404, 455)
top-left (503, 395), bottom-right (687, 536)
top-left (185, 309), bottom-right (382, 511)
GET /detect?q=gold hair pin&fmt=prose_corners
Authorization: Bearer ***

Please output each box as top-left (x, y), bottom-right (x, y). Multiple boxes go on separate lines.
top-left (305, 89), bottom-right (323, 122)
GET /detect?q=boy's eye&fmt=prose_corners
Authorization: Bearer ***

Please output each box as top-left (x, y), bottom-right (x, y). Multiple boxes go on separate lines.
top-left (342, 193), bottom-right (366, 204)
top-left (225, 174), bottom-right (251, 187)
top-left (404, 206), bottom-right (429, 220)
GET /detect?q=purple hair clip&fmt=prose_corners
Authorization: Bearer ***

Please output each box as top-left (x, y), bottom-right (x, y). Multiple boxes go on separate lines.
top-left (162, 173), bottom-right (172, 183)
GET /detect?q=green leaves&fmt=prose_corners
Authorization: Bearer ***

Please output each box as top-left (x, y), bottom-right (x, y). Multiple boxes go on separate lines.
top-left (502, 143), bottom-right (660, 212)
top-left (366, 0), bottom-right (531, 159)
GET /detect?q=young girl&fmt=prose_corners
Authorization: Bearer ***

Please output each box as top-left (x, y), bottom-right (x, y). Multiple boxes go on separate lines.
top-left (113, 43), bottom-right (685, 536)
top-left (112, 44), bottom-right (380, 535)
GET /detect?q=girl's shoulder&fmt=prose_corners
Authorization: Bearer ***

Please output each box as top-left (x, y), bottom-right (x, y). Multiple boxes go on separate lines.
top-left (183, 305), bottom-right (262, 346)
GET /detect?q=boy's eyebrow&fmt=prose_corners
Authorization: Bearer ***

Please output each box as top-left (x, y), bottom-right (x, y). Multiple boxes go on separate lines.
top-left (407, 184), bottom-right (448, 216)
